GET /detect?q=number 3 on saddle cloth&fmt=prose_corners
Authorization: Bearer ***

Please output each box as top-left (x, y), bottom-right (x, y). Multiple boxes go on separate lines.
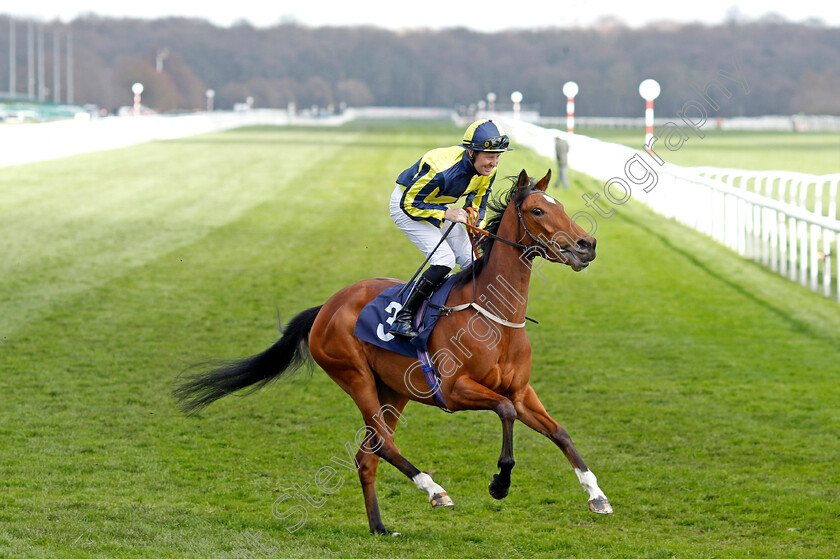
top-left (353, 275), bottom-right (459, 411)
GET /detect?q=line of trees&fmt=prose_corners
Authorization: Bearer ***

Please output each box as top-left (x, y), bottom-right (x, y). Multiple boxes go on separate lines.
top-left (1, 14), bottom-right (838, 116)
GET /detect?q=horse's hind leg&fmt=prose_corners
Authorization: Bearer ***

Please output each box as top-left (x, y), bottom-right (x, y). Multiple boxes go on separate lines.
top-left (354, 384), bottom-right (413, 535)
top-left (355, 441), bottom-right (387, 534)
top-left (335, 372), bottom-right (452, 534)
top-left (512, 384), bottom-right (612, 514)
top-left (358, 380), bottom-right (454, 507)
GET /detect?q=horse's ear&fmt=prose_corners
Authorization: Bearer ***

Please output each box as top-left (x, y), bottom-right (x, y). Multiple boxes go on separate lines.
top-left (535, 169), bottom-right (552, 191)
top-left (516, 169), bottom-right (530, 191)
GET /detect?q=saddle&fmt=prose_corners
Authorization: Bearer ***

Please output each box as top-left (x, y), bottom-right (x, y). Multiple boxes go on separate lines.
top-left (353, 276), bottom-right (459, 410)
top-left (353, 276), bottom-right (458, 358)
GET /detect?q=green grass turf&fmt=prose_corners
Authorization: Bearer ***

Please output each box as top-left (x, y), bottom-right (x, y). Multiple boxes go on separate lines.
top-left (2, 121), bottom-right (839, 558)
top-left (575, 127), bottom-right (840, 175)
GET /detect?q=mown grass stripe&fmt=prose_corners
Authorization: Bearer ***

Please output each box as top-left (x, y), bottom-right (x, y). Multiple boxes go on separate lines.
top-left (0, 127), bottom-right (360, 339)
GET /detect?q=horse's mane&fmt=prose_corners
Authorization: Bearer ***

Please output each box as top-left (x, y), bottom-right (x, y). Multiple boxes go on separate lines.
top-left (452, 176), bottom-right (533, 286)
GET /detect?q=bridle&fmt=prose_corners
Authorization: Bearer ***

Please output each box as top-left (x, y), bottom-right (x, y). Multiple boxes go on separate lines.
top-left (464, 189), bottom-right (570, 258)
top-left (435, 189), bottom-right (575, 328)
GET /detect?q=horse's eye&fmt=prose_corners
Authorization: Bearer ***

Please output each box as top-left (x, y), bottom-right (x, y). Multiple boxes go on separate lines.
top-left (531, 208), bottom-right (545, 216)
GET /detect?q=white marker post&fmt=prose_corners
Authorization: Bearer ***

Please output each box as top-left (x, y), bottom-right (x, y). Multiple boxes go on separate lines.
top-left (562, 81), bottom-right (578, 134)
top-left (511, 91), bottom-right (523, 120)
top-left (638, 79), bottom-right (660, 150)
top-left (131, 82), bottom-right (144, 116)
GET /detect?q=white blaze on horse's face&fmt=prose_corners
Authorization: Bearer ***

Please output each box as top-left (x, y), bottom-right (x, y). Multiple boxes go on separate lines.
top-left (540, 193), bottom-right (558, 205)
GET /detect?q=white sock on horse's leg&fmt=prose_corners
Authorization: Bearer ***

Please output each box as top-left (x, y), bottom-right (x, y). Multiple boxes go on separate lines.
top-left (412, 472), bottom-right (453, 506)
top-left (574, 468), bottom-right (607, 501)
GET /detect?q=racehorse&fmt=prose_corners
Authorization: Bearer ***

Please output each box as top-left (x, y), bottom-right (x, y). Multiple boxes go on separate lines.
top-left (174, 169), bottom-right (612, 536)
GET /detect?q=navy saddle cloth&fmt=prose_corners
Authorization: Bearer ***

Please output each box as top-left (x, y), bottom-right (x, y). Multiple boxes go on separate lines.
top-left (353, 275), bottom-right (458, 357)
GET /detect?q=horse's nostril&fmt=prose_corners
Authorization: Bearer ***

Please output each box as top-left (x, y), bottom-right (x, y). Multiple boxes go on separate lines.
top-left (577, 238), bottom-right (596, 251)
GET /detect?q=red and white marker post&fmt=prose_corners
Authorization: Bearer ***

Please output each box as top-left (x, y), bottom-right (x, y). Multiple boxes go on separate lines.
top-left (638, 79), bottom-right (661, 151)
top-left (562, 81), bottom-right (578, 134)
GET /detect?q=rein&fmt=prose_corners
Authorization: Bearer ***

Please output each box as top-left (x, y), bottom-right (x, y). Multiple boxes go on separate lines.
top-left (435, 189), bottom-right (565, 328)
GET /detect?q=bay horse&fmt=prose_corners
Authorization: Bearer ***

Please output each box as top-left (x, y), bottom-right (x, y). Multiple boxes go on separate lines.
top-left (174, 169), bottom-right (612, 535)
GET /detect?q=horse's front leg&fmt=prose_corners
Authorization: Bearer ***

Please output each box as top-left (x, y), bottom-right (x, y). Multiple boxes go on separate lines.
top-left (488, 410), bottom-right (515, 500)
top-left (512, 384), bottom-right (613, 514)
top-left (447, 376), bottom-right (516, 500)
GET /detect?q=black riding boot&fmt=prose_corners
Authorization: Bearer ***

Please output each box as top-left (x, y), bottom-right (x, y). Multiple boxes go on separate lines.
top-left (389, 265), bottom-right (450, 339)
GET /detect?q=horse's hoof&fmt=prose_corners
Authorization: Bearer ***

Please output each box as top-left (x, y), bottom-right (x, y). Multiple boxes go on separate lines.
top-left (430, 491), bottom-right (454, 507)
top-left (488, 475), bottom-right (509, 500)
top-left (589, 496), bottom-right (613, 514)
top-left (372, 526), bottom-right (402, 537)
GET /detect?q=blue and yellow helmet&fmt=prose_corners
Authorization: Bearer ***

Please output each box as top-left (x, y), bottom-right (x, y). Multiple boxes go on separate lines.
top-left (462, 120), bottom-right (512, 152)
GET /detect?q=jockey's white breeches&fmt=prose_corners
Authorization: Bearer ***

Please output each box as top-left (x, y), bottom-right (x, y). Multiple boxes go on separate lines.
top-left (389, 185), bottom-right (473, 270)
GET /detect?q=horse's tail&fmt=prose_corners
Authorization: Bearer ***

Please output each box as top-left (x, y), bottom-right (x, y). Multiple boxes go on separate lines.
top-left (173, 305), bottom-right (323, 415)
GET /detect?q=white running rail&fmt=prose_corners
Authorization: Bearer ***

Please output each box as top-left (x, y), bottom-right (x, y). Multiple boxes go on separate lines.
top-left (497, 118), bottom-right (840, 303)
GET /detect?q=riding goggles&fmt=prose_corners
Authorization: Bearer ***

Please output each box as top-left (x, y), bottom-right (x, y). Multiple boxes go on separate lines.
top-left (480, 135), bottom-right (510, 150)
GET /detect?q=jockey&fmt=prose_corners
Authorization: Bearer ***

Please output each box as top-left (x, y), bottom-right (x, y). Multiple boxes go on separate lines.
top-left (388, 119), bottom-right (512, 339)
